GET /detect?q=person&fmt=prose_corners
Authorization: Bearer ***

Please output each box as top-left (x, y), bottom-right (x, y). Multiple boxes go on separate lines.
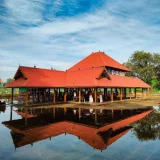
top-left (73, 90), bottom-right (77, 101)
top-left (89, 91), bottom-right (93, 103)
top-left (99, 91), bottom-right (103, 103)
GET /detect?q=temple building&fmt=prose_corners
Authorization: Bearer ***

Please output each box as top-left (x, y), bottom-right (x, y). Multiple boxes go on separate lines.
top-left (5, 51), bottom-right (151, 105)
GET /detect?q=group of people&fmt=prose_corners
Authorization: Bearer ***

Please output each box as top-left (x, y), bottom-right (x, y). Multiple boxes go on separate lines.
top-left (71, 89), bottom-right (104, 103)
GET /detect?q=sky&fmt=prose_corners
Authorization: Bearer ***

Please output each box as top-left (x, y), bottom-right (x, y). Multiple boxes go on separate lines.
top-left (0, 0), bottom-right (160, 81)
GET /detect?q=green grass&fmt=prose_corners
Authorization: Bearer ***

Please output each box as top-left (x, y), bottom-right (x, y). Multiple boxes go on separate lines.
top-left (0, 87), bottom-right (19, 95)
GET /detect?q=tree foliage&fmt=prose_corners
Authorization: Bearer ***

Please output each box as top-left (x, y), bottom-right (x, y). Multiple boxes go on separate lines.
top-left (124, 51), bottom-right (160, 89)
top-left (3, 78), bottom-right (13, 87)
top-left (132, 109), bottom-right (160, 141)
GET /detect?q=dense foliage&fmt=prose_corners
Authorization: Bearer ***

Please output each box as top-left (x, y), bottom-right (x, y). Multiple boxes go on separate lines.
top-left (124, 51), bottom-right (160, 89)
top-left (132, 109), bottom-right (160, 141)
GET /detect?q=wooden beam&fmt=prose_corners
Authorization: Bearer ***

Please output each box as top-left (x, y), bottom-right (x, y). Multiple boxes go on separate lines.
top-left (95, 109), bottom-right (97, 123)
top-left (124, 88), bottom-right (127, 99)
top-left (53, 107), bottom-right (55, 120)
top-left (64, 107), bottom-right (67, 114)
top-left (111, 88), bottom-right (113, 102)
top-left (120, 88), bottom-right (122, 101)
top-left (146, 88), bottom-right (149, 97)
top-left (121, 109), bottom-right (123, 116)
top-left (25, 88), bottom-right (28, 105)
top-left (142, 88), bottom-right (144, 98)
top-left (64, 88), bottom-right (67, 102)
top-left (94, 88), bottom-right (97, 103)
top-left (129, 88), bottom-right (132, 100)
top-left (79, 108), bottom-right (81, 120)
top-left (10, 105), bottom-right (13, 121)
top-left (111, 110), bottom-right (114, 119)
top-left (11, 88), bottom-right (14, 104)
top-left (79, 88), bottom-right (81, 103)
top-left (53, 88), bottom-right (56, 103)
top-left (25, 108), bottom-right (28, 126)
top-left (135, 88), bottom-right (137, 99)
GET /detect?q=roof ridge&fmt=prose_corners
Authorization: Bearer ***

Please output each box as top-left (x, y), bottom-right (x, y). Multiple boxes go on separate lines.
top-left (67, 66), bottom-right (104, 72)
top-left (99, 52), bottom-right (106, 66)
top-left (20, 66), bottom-right (65, 72)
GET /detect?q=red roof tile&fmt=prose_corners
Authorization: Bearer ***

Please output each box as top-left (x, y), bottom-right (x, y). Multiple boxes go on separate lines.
top-left (6, 66), bottom-right (66, 88)
top-left (5, 66), bottom-right (151, 88)
top-left (5, 51), bottom-right (151, 88)
top-left (68, 51), bottom-right (130, 72)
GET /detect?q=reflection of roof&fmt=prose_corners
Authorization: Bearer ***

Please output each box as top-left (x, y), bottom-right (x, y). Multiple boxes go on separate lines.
top-left (3, 110), bottom-right (152, 150)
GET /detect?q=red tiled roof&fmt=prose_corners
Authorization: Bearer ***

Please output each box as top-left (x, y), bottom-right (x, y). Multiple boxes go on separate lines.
top-left (96, 74), bottom-right (151, 88)
top-left (65, 67), bottom-right (104, 87)
top-left (5, 66), bottom-right (151, 88)
top-left (5, 66), bottom-right (66, 88)
top-left (65, 67), bottom-right (150, 88)
top-left (68, 51), bottom-right (130, 72)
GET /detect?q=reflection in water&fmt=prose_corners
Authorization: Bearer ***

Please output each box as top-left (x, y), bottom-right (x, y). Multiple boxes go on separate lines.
top-left (132, 108), bottom-right (160, 141)
top-left (2, 106), bottom-right (152, 150)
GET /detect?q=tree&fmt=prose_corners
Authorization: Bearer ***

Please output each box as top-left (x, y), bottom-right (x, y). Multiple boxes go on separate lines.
top-left (124, 51), bottom-right (160, 88)
top-left (132, 110), bottom-right (160, 141)
top-left (3, 78), bottom-right (13, 87)
top-left (0, 78), bottom-right (3, 87)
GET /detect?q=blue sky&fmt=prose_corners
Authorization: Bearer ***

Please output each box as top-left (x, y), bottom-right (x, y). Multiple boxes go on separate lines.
top-left (0, 0), bottom-right (160, 81)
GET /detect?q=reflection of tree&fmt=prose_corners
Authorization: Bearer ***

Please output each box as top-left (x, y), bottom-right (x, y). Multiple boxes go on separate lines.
top-left (132, 109), bottom-right (160, 141)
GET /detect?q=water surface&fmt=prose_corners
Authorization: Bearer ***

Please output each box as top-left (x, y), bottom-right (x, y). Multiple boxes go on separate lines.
top-left (0, 104), bottom-right (160, 160)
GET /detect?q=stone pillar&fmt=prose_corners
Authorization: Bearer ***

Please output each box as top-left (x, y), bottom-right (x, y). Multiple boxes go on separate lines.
top-left (26, 88), bottom-right (28, 105)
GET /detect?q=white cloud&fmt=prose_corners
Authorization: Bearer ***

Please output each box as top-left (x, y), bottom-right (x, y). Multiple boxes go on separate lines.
top-left (0, 0), bottom-right (160, 81)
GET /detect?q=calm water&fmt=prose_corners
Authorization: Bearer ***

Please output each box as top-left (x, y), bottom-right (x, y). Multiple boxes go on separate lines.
top-left (0, 104), bottom-right (160, 160)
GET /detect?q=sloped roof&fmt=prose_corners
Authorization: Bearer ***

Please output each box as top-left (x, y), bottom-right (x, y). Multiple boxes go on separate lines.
top-left (68, 51), bottom-right (130, 72)
top-left (65, 67), bottom-right (150, 88)
top-left (5, 66), bottom-right (66, 88)
top-left (65, 67), bottom-right (104, 87)
top-left (96, 75), bottom-right (151, 88)
top-left (5, 66), bottom-right (151, 88)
